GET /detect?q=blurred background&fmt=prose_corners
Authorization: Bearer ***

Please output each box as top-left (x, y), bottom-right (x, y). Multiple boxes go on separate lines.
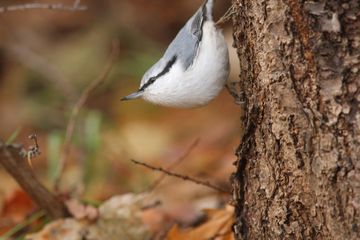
top-left (0, 0), bottom-right (241, 236)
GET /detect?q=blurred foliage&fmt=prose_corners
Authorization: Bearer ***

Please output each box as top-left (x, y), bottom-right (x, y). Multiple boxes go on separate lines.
top-left (83, 110), bottom-right (103, 192)
top-left (0, 0), bottom-right (238, 238)
top-left (46, 131), bottom-right (62, 185)
top-left (5, 128), bottom-right (21, 145)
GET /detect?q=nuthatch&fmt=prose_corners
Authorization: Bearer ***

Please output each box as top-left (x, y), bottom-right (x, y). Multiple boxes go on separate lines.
top-left (122, 0), bottom-right (230, 108)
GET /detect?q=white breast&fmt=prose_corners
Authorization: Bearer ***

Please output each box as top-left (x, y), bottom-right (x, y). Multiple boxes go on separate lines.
top-left (143, 22), bottom-right (230, 108)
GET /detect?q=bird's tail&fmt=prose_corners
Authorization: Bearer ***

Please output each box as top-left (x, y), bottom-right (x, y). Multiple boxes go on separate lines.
top-left (203, 0), bottom-right (215, 21)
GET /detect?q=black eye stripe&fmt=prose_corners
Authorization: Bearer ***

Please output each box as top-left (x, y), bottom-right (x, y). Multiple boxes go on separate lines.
top-left (140, 55), bottom-right (177, 91)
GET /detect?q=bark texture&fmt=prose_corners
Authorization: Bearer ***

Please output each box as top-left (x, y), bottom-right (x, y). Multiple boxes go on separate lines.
top-left (231, 0), bottom-right (359, 239)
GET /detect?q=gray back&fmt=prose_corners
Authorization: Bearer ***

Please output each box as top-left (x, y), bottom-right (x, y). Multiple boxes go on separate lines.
top-left (163, 6), bottom-right (205, 69)
top-left (140, 1), bottom-right (211, 87)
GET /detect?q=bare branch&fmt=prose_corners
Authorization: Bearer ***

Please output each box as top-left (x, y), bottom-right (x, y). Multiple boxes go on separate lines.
top-left (0, 1), bottom-right (87, 13)
top-left (148, 139), bottom-right (200, 191)
top-left (0, 140), bottom-right (69, 219)
top-left (131, 159), bottom-right (230, 194)
top-left (54, 40), bottom-right (120, 191)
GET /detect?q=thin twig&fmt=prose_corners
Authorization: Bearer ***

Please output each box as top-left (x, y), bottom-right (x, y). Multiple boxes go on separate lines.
top-left (54, 41), bottom-right (120, 191)
top-left (0, 1), bottom-right (87, 13)
top-left (131, 159), bottom-right (230, 194)
top-left (0, 140), bottom-right (69, 219)
top-left (148, 139), bottom-right (200, 191)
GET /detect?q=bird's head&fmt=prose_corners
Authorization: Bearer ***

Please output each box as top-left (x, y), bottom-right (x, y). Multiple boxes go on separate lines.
top-left (121, 56), bottom-right (177, 102)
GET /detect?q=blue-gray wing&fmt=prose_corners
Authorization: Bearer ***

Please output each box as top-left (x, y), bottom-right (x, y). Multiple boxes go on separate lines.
top-left (162, 3), bottom-right (208, 70)
top-left (139, 1), bottom-right (214, 89)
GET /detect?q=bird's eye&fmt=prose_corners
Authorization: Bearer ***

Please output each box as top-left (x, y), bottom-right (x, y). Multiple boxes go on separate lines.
top-left (140, 77), bottom-right (156, 91)
top-left (139, 56), bottom-right (176, 91)
top-left (148, 77), bottom-right (156, 85)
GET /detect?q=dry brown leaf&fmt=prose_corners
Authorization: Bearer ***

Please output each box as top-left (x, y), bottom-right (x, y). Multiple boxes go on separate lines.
top-left (25, 219), bottom-right (89, 240)
top-left (27, 194), bottom-right (154, 240)
top-left (167, 206), bottom-right (234, 240)
top-left (65, 198), bottom-right (99, 221)
top-left (167, 225), bottom-right (188, 240)
top-left (1, 190), bottom-right (34, 222)
top-left (96, 193), bottom-right (153, 240)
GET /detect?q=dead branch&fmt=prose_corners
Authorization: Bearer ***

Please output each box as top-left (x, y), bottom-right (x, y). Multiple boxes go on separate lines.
top-left (54, 40), bottom-right (120, 191)
top-left (0, 140), bottom-right (69, 219)
top-left (0, 0), bottom-right (87, 13)
top-left (148, 139), bottom-right (200, 191)
top-left (131, 159), bottom-right (230, 194)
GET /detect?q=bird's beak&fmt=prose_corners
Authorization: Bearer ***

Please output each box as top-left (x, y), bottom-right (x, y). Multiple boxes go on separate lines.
top-left (121, 90), bottom-right (144, 101)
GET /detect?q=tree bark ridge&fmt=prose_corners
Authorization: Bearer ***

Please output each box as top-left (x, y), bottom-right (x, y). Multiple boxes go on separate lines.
top-left (231, 0), bottom-right (359, 239)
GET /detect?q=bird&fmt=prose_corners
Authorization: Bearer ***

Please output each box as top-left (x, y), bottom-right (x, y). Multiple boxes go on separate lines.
top-left (122, 0), bottom-right (230, 108)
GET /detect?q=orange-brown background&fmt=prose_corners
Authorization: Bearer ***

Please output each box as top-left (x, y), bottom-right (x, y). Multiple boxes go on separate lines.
top-left (0, 0), bottom-right (240, 234)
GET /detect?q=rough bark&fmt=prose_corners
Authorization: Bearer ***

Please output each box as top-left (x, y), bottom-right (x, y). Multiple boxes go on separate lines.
top-left (231, 0), bottom-right (359, 239)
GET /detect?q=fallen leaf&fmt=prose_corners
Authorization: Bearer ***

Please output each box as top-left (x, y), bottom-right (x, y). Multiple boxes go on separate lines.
top-left (167, 206), bottom-right (234, 240)
top-left (25, 219), bottom-right (89, 240)
top-left (97, 193), bottom-right (152, 240)
top-left (1, 190), bottom-right (34, 222)
top-left (26, 194), bottom-right (156, 240)
top-left (65, 198), bottom-right (98, 221)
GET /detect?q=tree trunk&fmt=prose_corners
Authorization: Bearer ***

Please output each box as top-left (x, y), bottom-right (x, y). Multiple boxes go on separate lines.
top-left (231, 0), bottom-right (359, 239)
